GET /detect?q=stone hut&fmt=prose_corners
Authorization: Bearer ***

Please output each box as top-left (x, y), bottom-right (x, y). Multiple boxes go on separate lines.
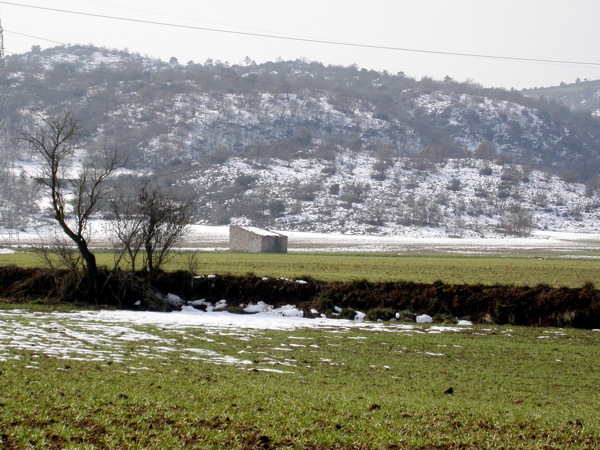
top-left (229, 226), bottom-right (288, 253)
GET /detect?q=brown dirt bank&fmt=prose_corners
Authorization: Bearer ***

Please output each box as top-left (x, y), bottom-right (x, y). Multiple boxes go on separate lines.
top-left (0, 266), bottom-right (598, 328)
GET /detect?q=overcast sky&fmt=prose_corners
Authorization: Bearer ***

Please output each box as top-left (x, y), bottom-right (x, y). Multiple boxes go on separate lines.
top-left (1, 0), bottom-right (599, 89)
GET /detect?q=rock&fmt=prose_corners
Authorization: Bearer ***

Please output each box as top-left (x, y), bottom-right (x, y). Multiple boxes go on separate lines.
top-left (273, 305), bottom-right (303, 317)
top-left (145, 291), bottom-right (178, 312)
top-left (166, 293), bottom-right (184, 307)
top-left (354, 311), bottom-right (366, 321)
top-left (416, 314), bottom-right (433, 323)
top-left (213, 299), bottom-right (228, 311)
top-left (188, 299), bottom-right (208, 306)
top-left (244, 301), bottom-right (270, 313)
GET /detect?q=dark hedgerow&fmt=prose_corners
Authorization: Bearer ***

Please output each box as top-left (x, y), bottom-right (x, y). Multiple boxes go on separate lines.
top-left (0, 266), bottom-right (598, 328)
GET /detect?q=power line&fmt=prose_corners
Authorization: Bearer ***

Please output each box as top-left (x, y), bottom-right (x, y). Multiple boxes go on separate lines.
top-left (6, 30), bottom-right (64, 45)
top-left (3, 27), bottom-right (600, 135)
top-left (2, 1), bottom-right (600, 68)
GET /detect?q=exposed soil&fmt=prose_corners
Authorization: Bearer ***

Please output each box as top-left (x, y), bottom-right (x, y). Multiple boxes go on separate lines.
top-left (0, 266), bottom-right (598, 328)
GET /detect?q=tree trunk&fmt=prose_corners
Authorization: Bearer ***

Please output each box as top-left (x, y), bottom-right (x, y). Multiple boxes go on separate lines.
top-left (67, 235), bottom-right (98, 300)
top-left (79, 243), bottom-right (99, 299)
top-left (58, 221), bottom-right (99, 300)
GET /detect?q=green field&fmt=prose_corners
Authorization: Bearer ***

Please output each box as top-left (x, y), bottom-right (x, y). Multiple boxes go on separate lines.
top-left (167, 252), bottom-right (600, 288)
top-left (2, 249), bottom-right (600, 288)
top-left (0, 307), bottom-right (598, 449)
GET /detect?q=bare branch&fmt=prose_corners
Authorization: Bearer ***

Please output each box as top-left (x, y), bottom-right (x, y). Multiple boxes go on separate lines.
top-left (20, 112), bottom-right (123, 298)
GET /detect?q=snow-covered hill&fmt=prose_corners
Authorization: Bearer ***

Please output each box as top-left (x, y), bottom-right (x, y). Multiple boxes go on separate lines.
top-left (523, 79), bottom-right (600, 117)
top-left (191, 152), bottom-right (600, 237)
top-left (2, 45), bottom-right (600, 238)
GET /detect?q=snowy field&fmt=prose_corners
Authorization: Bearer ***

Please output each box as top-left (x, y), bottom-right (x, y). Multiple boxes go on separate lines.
top-left (2, 307), bottom-right (597, 367)
top-left (3, 223), bottom-right (600, 366)
top-left (0, 307), bottom-right (492, 367)
top-left (152, 225), bottom-right (600, 256)
top-left (3, 224), bottom-right (600, 256)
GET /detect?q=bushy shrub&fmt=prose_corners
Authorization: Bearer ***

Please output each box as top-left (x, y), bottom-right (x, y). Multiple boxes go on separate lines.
top-left (340, 182), bottom-right (370, 204)
top-left (479, 165), bottom-right (493, 176)
top-left (365, 307), bottom-right (396, 321)
top-left (338, 308), bottom-right (357, 320)
top-left (318, 290), bottom-right (335, 312)
top-left (447, 177), bottom-right (462, 191)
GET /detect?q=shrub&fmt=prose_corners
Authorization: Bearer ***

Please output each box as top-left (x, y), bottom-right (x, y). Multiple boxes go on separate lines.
top-left (267, 199), bottom-right (286, 217)
top-left (340, 182), bottom-right (370, 204)
top-left (338, 308), bottom-right (357, 320)
top-left (365, 307), bottom-right (396, 321)
top-left (318, 290), bottom-right (336, 312)
top-left (447, 177), bottom-right (461, 191)
top-left (479, 165), bottom-right (493, 176)
top-left (290, 182), bottom-right (319, 201)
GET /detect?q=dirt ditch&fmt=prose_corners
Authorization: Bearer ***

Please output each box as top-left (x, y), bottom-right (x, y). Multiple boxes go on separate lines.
top-left (0, 266), bottom-right (598, 328)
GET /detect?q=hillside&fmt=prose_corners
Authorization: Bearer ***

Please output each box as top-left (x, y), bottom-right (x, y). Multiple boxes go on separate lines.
top-left (523, 79), bottom-right (600, 116)
top-left (1, 45), bottom-right (600, 238)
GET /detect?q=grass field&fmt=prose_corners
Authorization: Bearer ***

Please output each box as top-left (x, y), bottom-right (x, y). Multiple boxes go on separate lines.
top-left (0, 307), bottom-right (598, 449)
top-left (2, 249), bottom-right (599, 288)
top-left (167, 252), bottom-right (600, 288)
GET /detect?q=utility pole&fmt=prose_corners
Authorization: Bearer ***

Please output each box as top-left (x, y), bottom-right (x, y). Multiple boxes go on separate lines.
top-left (0, 18), bottom-right (4, 58)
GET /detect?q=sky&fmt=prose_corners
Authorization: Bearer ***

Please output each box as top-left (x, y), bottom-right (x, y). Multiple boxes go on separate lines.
top-left (1, 0), bottom-right (600, 90)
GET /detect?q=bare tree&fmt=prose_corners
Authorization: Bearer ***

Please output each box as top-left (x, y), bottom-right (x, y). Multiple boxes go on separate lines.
top-left (111, 181), bottom-right (193, 279)
top-left (184, 251), bottom-right (201, 289)
top-left (138, 183), bottom-right (193, 277)
top-left (21, 112), bottom-right (122, 297)
top-left (500, 203), bottom-right (534, 236)
top-left (31, 231), bottom-right (83, 292)
top-left (109, 193), bottom-right (144, 272)
top-left (33, 232), bottom-right (83, 274)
